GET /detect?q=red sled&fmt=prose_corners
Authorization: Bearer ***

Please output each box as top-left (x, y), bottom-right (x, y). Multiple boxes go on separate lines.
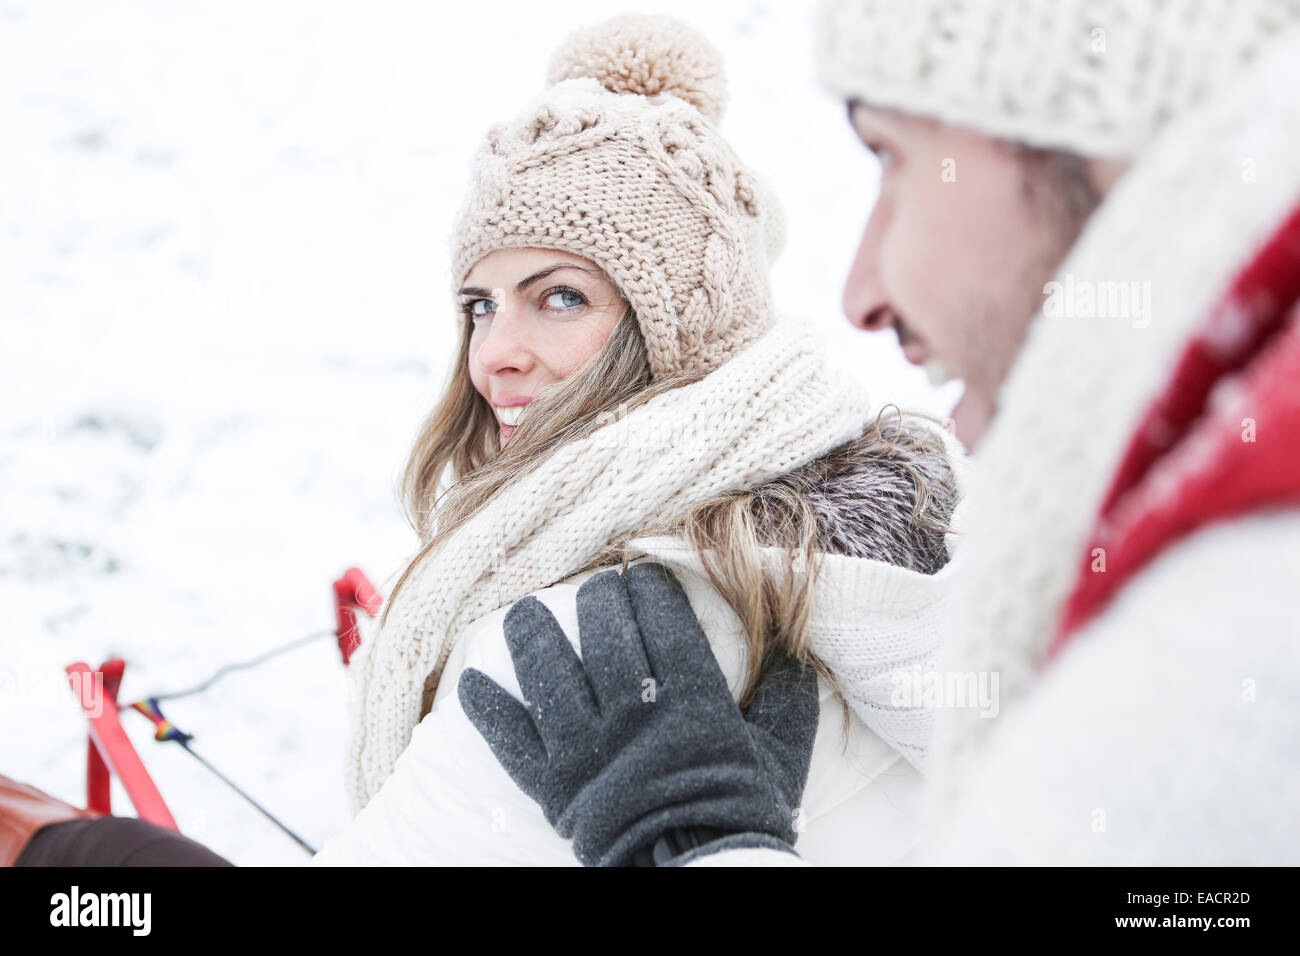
top-left (63, 567), bottom-right (382, 826)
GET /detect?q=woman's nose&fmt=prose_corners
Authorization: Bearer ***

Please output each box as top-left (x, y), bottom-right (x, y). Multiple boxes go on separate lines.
top-left (474, 308), bottom-right (535, 377)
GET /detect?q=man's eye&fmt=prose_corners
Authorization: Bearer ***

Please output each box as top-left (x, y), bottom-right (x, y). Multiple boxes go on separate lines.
top-left (863, 140), bottom-right (894, 171)
top-left (545, 289), bottom-right (586, 309)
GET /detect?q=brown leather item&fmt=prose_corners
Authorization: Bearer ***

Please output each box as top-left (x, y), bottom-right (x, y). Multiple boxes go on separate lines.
top-left (0, 773), bottom-right (102, 867)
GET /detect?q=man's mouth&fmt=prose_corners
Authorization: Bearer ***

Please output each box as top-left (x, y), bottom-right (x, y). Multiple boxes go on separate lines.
top-left (922, 357), bottom-right (955, 387)
top-left (881, 313), bottom-right (972, 442)
top-left (896, 320), bottom-right (956, 387)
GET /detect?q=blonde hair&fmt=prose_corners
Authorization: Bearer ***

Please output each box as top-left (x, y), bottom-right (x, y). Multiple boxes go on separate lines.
top-left (384, 298), bottom-right (956, 710)
top-left (639, 405), bottom-right (955, 709)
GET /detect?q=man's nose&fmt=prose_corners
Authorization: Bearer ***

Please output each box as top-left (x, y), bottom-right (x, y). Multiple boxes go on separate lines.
top-left (474, 306), bottom-right (534, 377)
top-left (841, 210), bottom-right (893, 332)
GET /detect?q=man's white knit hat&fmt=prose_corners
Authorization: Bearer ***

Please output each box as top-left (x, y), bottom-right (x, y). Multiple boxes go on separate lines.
top-left (817, 0), bottom-right (1300, 158)
top-left (452, 14), bottom-right (785, 380)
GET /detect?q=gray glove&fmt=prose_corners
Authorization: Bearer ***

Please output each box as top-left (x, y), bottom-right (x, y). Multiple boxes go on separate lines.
top-left (457, 562), bottom-right (819, 867)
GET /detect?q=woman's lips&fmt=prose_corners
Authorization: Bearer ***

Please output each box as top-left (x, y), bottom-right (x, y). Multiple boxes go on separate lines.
top-left (492, 397), bottom-right (532, 427)
top-left (493, 406), bottom-right (527, 427)
top-left (492, 396), bottom-right (530, 445)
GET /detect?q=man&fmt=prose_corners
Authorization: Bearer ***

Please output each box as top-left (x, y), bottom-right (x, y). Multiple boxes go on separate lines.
top-left (461, 0), bottom-right (1300, 865)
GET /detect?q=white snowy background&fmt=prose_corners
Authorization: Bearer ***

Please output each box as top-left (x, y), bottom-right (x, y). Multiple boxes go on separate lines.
top-left (0, 0), bottom-right (955, 864)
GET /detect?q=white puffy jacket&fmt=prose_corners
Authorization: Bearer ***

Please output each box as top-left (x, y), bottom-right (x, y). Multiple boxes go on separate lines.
top-left (311, 535), bottom-right (954, 866)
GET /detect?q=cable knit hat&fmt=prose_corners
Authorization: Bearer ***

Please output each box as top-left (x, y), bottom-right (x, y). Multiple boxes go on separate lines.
top-left (450, 14), bottom-right (784, 380)
top-left (817, 0), bottom-right (1300, 158)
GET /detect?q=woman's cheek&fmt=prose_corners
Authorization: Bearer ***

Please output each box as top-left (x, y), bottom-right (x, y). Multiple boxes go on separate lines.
top-left (549, 321), bottom-right (613, 377)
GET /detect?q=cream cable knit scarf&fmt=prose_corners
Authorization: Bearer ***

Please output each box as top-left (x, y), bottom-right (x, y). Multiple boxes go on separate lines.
top-left (346, 322), bottom-right (874, 811)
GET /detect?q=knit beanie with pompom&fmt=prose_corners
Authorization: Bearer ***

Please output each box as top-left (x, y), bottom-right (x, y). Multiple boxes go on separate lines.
top-left (816, 0), bottom-right (1300, 159)
top-left (450, 14), bottom-right (785, 380)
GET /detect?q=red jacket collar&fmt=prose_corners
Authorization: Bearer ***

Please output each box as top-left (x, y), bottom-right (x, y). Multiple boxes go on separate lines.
top-left (1053, 200), bottom-right (1300, 655)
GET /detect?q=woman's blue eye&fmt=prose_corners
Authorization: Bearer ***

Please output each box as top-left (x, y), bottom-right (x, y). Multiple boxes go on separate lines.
top-left (470, 299), bottom-right (496, 317)
top-left (546, 289), bottom-right (585, 309)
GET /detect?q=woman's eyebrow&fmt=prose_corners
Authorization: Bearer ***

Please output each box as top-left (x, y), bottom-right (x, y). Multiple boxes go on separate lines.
top-left (458, 263), bottom-right (604, 299)
top-left (514, 263), bottom-right (603, 292)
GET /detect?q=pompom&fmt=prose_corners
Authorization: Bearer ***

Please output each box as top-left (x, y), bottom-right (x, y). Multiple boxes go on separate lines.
top-left (546, 14), bottom-right (728, 124)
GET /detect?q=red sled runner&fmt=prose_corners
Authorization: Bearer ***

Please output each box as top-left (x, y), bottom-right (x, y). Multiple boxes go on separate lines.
top-left (62, 568), bottom-right (383, 847)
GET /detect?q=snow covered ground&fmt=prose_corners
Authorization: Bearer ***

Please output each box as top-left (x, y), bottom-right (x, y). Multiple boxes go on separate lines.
top-left (0, 0), bottom-right (956, 864)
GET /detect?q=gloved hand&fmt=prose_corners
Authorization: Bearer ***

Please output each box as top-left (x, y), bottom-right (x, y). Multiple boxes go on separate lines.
top-left (458, 562), bottom-right (819, 867)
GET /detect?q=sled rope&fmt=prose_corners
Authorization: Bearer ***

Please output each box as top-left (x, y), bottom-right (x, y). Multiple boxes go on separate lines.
top-left (145, 628), bottom-right (335, 703)
top-left (65, 568), bottom-right (383, 855)
top-left (131, 698), bottom-right (319, 855)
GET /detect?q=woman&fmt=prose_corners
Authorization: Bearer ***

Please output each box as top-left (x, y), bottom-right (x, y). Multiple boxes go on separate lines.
top-left (6, 14), bottom-right (959, 867)
top-left (312, 14), bottom-right (959, 866)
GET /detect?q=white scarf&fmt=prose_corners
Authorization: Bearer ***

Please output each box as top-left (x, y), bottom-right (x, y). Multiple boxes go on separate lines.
top-left (346, 321), bottom-right (875, 810)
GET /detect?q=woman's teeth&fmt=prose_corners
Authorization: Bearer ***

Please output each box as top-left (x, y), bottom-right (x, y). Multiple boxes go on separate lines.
top-left (494, 406), bottom-right (526, 427)
top-left (924, 358), bottom-right (954, 387)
